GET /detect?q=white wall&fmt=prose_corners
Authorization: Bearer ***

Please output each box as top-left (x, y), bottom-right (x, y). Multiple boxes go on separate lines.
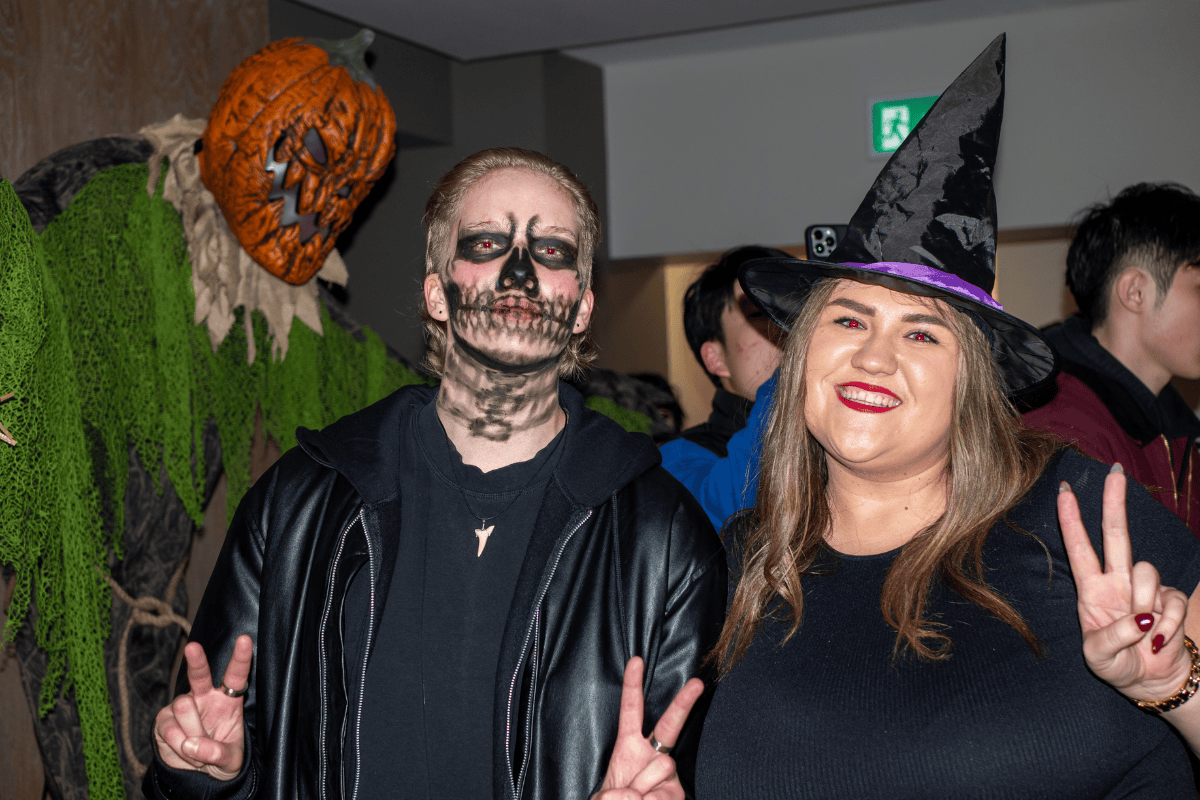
top-left (589, 0), bottom-right (1200, 259)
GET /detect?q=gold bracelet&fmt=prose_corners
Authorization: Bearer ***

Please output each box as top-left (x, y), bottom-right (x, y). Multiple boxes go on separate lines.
top-left (1136, 636), bottom-right (1200, 713)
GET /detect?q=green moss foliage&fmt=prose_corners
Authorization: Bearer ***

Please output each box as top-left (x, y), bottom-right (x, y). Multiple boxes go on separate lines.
top-left (0, 166), bottom-right (427, 798)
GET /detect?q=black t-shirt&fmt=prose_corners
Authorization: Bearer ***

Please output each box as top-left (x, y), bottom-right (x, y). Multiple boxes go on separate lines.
top-left (356, 400), bottom-right (563, 799)
top-left (697, 450), bottom-right (1200, 799)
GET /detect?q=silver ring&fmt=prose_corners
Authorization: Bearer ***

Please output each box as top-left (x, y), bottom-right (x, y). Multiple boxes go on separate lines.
top-left (648, 733), bottom-right (671, 755)
top-left (220, 682), bottom-right (248, 698)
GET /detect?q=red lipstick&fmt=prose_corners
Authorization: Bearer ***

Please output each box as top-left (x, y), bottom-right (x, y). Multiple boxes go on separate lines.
top-left (835, 381), bottom-right (901, 413)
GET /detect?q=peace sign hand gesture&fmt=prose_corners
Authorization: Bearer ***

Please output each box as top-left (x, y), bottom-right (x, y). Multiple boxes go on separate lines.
top-left (592, 656), bottom-right (706, 800)
top-left (1058, 466), bottom-right (1193, 705)
top-left (153, 634), bottom-right (254, 780)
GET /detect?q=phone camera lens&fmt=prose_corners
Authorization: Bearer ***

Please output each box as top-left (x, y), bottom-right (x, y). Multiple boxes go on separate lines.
top-left (815, 244), bottom-right (826, 254)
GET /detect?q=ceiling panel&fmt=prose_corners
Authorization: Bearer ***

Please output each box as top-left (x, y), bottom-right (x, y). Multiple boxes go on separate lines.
top-left (295, 0), bottom-right (924, 60)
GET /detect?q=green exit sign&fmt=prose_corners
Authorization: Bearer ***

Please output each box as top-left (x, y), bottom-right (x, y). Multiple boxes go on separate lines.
top-left (871, 95), bottom-right (939, 155)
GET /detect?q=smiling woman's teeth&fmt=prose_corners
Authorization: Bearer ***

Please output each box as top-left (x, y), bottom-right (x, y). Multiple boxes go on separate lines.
top-left (837, 386), bottom-right (901, 408)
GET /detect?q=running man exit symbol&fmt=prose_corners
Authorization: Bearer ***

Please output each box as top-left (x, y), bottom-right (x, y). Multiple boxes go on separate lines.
top-left (871, 95), bottom-right (939, 155)
top-left (881, 106), bottom-right (910, 150)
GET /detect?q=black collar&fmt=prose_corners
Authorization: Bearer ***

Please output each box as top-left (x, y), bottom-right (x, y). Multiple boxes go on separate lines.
top-left (1044, 316), bottom-right (1200, 445)
top-left (708, 389), bottom-right (753, 438)
top-left (675, 389), bottom-right (753, 458)
top-left (297, 382), bottom-right (661, 508)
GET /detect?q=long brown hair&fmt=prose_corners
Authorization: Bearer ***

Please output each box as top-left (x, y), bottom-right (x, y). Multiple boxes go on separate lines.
top-left (713, 278), bottom-right (1060, 673)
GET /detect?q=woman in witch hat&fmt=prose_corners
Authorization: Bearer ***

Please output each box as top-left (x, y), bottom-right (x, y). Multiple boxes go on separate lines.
top-left (694, 35), bottom-right (1200, 796)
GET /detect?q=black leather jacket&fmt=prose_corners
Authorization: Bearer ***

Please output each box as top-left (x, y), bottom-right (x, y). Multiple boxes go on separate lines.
top-left (145, 384), bottom-right (726, 800)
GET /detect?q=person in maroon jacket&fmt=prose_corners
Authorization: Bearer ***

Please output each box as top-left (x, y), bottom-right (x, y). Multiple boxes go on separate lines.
top-left (1023, 183), bottom-right (1200, 537)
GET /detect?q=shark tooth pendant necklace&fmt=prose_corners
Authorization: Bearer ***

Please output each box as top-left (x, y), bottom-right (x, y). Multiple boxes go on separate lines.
top-left (474, 522), bottom-right (495, 557)
top-left (458, 489), bottom-right (525, 557)
top-left (443, 424), bottom-right (527, 557)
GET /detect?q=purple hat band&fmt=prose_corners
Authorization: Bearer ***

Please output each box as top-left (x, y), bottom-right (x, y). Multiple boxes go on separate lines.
top-left (840, 261), bottom-right (1003, 311)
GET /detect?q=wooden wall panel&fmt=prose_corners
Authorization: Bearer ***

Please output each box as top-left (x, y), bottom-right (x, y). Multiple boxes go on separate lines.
top-left (663, 262), bottom-right (715, 431)
top-left (0, 0), bottom-right (269, 182)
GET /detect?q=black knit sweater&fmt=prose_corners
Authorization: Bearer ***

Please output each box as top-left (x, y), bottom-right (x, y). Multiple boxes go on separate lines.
top-left (698, 449), bottom-right (1200, 799)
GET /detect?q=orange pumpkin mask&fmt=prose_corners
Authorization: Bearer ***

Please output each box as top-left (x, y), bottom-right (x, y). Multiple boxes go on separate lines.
top-left (199, 30), bottom-right (397, 285)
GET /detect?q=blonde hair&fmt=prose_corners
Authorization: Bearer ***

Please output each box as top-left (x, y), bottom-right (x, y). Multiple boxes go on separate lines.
top-left (419, 147), bottom-right (600, 377)
top-left (712, 278), bottom-right (1060, 673)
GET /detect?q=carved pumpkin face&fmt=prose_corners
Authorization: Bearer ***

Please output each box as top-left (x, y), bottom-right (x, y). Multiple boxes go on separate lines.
top-left (199, 31), bottom-right (397, 285)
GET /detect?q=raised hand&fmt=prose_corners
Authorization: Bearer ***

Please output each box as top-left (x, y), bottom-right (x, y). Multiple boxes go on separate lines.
top-left (153, 634), bottom-right (253, 780)
top-left (1058, 466), bottom-right (1192, 704)
top-left (592, 656), bottom-right (705, 800)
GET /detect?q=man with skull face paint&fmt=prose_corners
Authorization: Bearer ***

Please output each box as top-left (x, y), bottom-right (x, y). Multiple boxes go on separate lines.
top-left (146, 148), bottom-right (725, 800)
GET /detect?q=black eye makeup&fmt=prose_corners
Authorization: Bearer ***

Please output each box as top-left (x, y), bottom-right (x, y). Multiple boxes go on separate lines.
top-left (525, 217), bottom-right (577, 270)
top-left (530, 237), bottom-right (577, 269)
top-left (456, 216), bottom-right (579, 269)
top-left (456, 230), bottom-right (514, 263)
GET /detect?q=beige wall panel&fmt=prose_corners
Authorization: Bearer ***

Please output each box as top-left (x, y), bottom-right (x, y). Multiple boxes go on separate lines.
top-left (590, 265), bottom-right (670, 377)
top-left (994, 237), bottom-right (1076, 329)
top-left (664, 262), bottom-right (714, 430)
top-left (0, 0), bottom-right (269, 181)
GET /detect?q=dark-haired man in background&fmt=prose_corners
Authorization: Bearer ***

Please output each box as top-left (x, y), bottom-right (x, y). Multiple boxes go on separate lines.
top-left (1024, 182), bottom-right (1200, 537)
top-left (659, 246), bottom-right (788, 529)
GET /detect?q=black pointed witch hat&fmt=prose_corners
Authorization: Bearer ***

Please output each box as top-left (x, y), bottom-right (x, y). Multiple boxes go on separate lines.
top-left (740, 33), bottom-right (1056, 395)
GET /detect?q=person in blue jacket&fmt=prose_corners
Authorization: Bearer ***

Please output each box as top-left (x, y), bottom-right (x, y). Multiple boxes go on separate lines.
top-left (660, 246), bottom-right (787, 530)
top-left (681, 372), bottom-right (776, 533)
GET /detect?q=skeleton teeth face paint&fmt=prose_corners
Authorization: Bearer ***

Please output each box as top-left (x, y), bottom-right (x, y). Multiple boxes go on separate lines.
top-left (441, 167), bottom-right (587, 375)
top-left (444, 282), bottom-right (580, 374)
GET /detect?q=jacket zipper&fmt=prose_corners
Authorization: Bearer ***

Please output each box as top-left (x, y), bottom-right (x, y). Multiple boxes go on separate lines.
top-left (351, 513), bottom-right (377, 800)
top-left (506, 510), bottom-right (592, 799)
top-left (516, 610), bottom-right (541, 797)
top-left (318, 511), bottom-right (361, 800)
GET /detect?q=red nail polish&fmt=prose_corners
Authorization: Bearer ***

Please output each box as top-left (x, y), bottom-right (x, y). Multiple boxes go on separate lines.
top-left (1136, 613), bottom-right (1154, 631)
top-left (1152, 634), bottom-right (1165, 654)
